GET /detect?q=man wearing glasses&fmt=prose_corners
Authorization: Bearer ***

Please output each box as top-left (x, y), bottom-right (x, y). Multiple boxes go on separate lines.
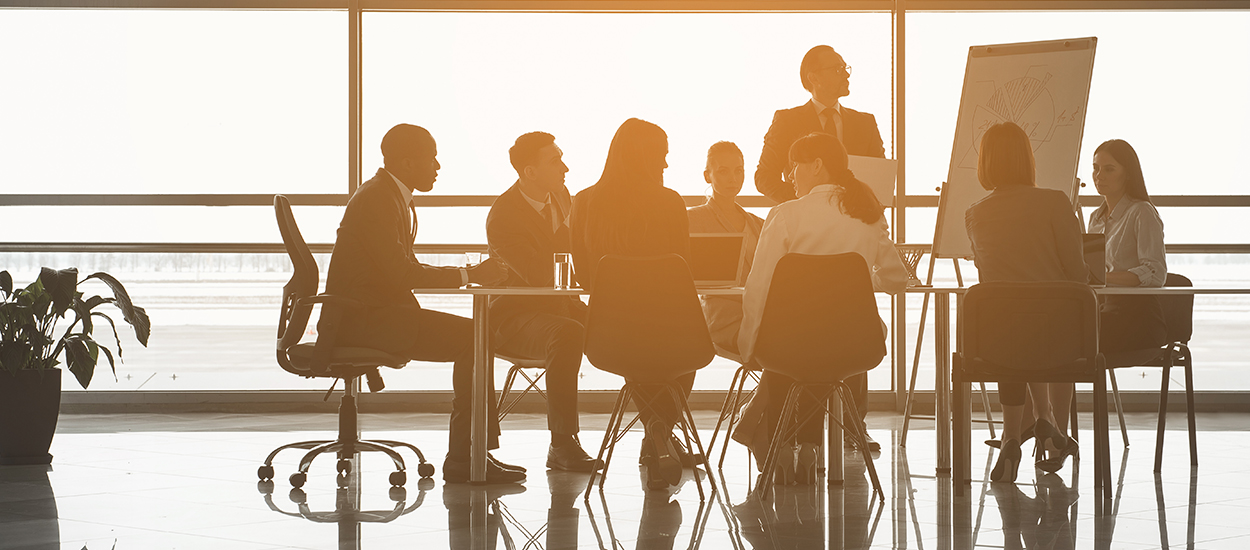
top-left (754, 44), bottom-right (886, 204)
top-left (752, 45), bottom-right (886, 452)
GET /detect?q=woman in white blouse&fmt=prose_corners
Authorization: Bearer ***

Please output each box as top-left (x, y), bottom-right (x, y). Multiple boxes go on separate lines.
top-left (1089, 139), bottom-right (1168, 353)
top-left (734, 132), bottom-right (907, 482)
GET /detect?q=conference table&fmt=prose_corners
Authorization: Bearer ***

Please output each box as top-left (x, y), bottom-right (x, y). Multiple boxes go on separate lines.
top-left (909, 285), bottom-right (1250, 482)
top-left (416, 285), bottom-right (744, 484)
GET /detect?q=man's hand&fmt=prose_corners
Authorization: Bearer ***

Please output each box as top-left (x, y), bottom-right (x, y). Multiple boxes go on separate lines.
top-left (468, 257), bottom-right (509, 286)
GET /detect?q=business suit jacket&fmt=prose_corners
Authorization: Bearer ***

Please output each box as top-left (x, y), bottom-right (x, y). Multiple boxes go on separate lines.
top-left (569, 184), bottom-right (691, 292)
top-left (754, 100), bottom-right (886, 204)
top-left (485, 182), bottom-right (588, 342)
top-left (965, 185), bottom-right (1086, 285)
top-left (320, 168), bottom-right (465, 355)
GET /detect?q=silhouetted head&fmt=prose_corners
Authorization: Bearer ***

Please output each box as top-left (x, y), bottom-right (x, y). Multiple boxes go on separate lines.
top-left (381, 124), bottom-right (439, 193)
top-left (586, 118), bottom-right (673, 255)
top-left (789, 132), bottom-right (883, 224)
top-left (704, 141), bottom-right (744, 199)
top-left (800, 45), bottom-right (851, 104)
top-left (1092, 139), bottom-right (1151, 204)
top-left (510, 131), bottom-right (568, 198)
top-left (977, 122), bottom-right (1036, 191)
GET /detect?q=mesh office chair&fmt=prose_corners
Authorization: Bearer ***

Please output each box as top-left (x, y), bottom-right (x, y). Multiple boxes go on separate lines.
top-left (582, 254), bottom-right (716, 500)
top-left (953, 281), bottom-right (1112, 503)
top-left (1104, 272), bottom-right (1197, 472)
top-left (260, 195), bottom-right (435, 489)
top-left (750, 253), bottom-right (887, 500)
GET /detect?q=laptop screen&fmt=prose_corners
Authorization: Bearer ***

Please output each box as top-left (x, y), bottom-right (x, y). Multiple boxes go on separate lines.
top-left (689, 233), bottom-right (746, 287)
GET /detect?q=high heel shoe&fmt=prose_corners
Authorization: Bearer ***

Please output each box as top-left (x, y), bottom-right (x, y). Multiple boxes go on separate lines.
top-left (645, 421), bottom-right (683, 487)
top-left (990, 439), bottom-right (1021, 483)
top-left (772, 443), bottom-right (797, 485)
top-left (986, 422), bottom-right (1035, 449)
top-left (795, 443), bottom-right (818, 485)
top-left (1033, 419), bottom-right (1078, 472)
top-left (1036, 437), bottom-right (1079, 473)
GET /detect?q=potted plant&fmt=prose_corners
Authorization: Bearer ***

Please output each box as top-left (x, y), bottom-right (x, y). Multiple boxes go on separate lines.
top-left (0, 267), bottom-right (150, 465)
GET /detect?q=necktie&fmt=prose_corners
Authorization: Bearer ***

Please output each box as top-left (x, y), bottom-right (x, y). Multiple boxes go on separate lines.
top-left (822, 107), bottom-right (841, 140)
top-left (541, 202), bottom-right (555, 233)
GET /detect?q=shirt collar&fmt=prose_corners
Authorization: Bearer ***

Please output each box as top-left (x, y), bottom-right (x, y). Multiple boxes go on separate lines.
top-left (810, 98), bottom-right (841, 117)
top-left (383, 168), bottom-right (415, 207)
top-left (517, 182), bottom-right (549, 214)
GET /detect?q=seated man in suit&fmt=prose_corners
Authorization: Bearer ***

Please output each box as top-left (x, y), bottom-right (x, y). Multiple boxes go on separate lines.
top-left (486, 132), bottom-right (601, 472)
top-left (320, 123), bottom-right (522, 484)
top-left (753, 45), bottom-right (886, 452)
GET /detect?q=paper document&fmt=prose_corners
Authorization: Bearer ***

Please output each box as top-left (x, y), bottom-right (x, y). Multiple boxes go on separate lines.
top-left (847, 155), bottom-right (898, 206)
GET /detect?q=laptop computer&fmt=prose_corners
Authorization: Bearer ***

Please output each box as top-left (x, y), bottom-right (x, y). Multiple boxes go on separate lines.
top-left (689, 233), bottom-right (747, 288)
top-left (1083, 233), bottom-right (1107, 286)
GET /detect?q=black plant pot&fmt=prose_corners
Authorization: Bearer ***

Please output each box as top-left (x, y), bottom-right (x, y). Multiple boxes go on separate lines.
top-left (0, 368), bottom-right (61, 465)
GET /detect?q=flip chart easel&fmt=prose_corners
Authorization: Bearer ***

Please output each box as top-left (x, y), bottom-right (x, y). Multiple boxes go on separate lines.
top-left (900, 37), bottom-right (1097, 445)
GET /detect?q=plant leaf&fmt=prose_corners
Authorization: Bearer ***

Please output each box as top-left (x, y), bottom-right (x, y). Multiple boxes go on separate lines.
top-left (64, 335), bottom-right (96, 389)
top-left (90, 311), bottom-right (125, 363)
top-left (0, 270), bottom-right (11, 297)
top-left (38, 267), bottom-right (78, 317)
top-left (83, 272), bottom-right (150, 347)
top-left (98, 345), bottom-right (116, 379)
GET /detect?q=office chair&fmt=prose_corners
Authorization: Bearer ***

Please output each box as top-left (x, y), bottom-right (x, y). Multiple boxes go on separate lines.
top-left (706, 344), bottom-right (763, 469)
top-left (261, 195), bottom-right (435, 489)
top-left (953, 281), bottom-right (1112, 503)
top-left (1104, 272), bottom-right (1197, 472)
top-left (582, 254), bottom-right (716, 500)
top-left (750, 253), bottom-right (887, 501)
top-left (495, 354), bottom-right (548, 422)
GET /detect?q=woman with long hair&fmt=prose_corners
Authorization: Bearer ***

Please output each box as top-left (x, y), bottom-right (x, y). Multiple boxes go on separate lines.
top-left (965, 121), bottom-right (1087, 482)
top-left (735, 131), bottom-right (907, 483)
top-left (569, 118), bottom-right (694, 490)
top-left (1089, 139), bottom-right (1168, 353)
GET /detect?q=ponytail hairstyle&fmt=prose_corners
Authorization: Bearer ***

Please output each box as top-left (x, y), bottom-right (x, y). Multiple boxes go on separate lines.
top-left (1094, 139), bottom-right (1152, 204)
top-left (788, 132), bottom-right (884, 224)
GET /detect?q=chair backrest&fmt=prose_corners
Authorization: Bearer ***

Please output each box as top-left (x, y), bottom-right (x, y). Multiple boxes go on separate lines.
top-left (1161, 273), bottom-right (1194, 344)
top-left (962, 281), bottom-right (1099, 377)
top-left (274, 195), bottom-right (320, 373)
top-left (583, 254), bottom-right (714, 381)
top-left (753, 253), bottom-right (886, 382)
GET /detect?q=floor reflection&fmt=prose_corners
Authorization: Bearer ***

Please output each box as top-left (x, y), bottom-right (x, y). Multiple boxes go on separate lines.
top-left (0, 411), bottom-right (1239, 549)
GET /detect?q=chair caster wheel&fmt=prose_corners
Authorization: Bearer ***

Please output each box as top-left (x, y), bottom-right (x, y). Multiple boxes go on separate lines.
top-left (257, 480), bottom-right (275, 495)
top-left (258, 465), bottom-right (275, 480)
top-left (417, 463), bottom-right (435, 478)
top-left (389, 471), bottom-right (407, 487)
top-left (336, 458), bottom-right (352, 474)
top-left (289, 472), bottom-right (307, 488)
top-left (336, 473), bottom-right (349, 488)
top-left (289, 488), bottom-right (307, 504)
top-left (388, 486), bottom-right (407, 502)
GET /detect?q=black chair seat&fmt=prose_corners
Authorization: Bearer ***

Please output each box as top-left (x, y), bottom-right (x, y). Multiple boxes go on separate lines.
top-left (1103, 348), bottom-right (1164, 369)
top-left (287, 343), bottom-right (408, 373)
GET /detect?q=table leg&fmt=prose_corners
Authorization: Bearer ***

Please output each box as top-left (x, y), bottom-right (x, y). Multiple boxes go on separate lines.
top-left (828, 395), bottom-right (843, 485)
top-left (935, 293), bottom-right (951, 476)
top-left (471, 294), bottom-right (490, 484)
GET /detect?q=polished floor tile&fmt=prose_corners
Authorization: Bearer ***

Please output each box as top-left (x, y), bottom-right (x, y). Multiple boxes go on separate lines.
top-left (0, 410), bottom-right (1244, 549)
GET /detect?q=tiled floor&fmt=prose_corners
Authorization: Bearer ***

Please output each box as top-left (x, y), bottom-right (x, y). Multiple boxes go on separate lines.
top-left (2, 410), bottom-right (1248, 549)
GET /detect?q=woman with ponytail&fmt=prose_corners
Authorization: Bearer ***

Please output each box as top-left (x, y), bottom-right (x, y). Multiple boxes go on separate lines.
top-left (734, 131), bottom-right (907, 482)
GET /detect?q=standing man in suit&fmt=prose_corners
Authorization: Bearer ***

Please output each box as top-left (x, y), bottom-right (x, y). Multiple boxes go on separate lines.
top-left (753, 45), bottom-right (886, 451)
top-left (320, 123), bottom-right (523, 484)
top-left (755, 44), bottom-right (886, 204)
top-left (486, 132), bottom-right (601, 472)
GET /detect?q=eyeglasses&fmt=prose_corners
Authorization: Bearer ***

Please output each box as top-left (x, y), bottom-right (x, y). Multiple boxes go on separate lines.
top-left (818, 64), bottom-right (852, 76)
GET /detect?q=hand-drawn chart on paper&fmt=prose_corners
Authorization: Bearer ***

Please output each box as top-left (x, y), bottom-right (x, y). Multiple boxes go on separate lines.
top-left (933, 38), bottom-right (1097, 259)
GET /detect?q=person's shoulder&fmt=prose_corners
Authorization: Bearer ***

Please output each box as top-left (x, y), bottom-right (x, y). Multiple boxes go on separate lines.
top-left (775, 101), bottom-right (814, 120)
top-left (841, 105), bottom-right (876, 120)
top-left (486, 183), bottom-right (523, 220)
